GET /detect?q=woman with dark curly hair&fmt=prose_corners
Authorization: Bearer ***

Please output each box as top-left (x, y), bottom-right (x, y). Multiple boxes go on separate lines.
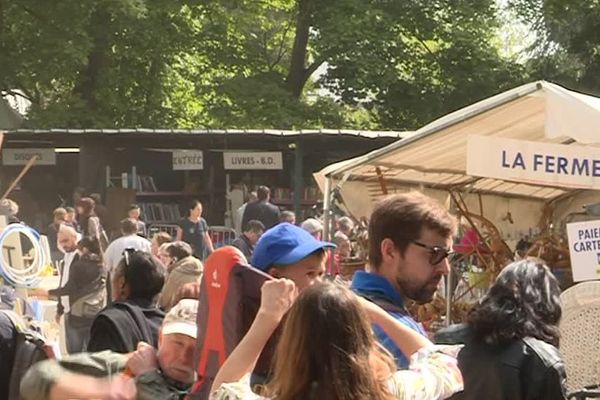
top-left (450, 258), bottom-right (567, 400)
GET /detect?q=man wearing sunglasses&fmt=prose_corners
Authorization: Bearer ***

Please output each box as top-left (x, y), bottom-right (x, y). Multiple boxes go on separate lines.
top-left (351, 191), bottom-right (457, 369)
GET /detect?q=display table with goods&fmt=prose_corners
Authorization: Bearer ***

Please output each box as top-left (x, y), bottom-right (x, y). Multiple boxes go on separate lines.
top-left (0, 220), bottom-right (62, 354)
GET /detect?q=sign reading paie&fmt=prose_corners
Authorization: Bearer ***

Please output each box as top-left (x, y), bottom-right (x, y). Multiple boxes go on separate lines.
top-left (2, 148), bottom-right (56, 166)
top-left (567, 220), bottom-right (600, 282)
top-left (467, 135), bottom-right (600, 189)
top-left (172, 150), bottom-right (204, 170)
top-left (223, 152), bottom-right (282, 170)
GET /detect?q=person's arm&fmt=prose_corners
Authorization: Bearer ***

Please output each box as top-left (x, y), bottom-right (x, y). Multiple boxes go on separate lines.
top-left (20, 351), bottom-right (135, 400)
top-left (357, 296), bottom-right (432, 358)
top-left (176, 227), bottom-right (183, 241)
top-left (204, 232), bottom-right (215, 253)
top-left (211, 279), bottom-right (296, 393)
top-left (49, 373), bottom-right (136, 400)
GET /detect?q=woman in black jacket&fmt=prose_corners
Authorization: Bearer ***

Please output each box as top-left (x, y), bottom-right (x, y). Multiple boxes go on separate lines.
top-left (48, 236), bottom-right (106, 353)
top-left (87, 250), bottom-right (165, 353)
top-left (451, 258), bottom-right (567, 400)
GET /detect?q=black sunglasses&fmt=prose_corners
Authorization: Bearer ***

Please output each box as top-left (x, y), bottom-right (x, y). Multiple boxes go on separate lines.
top-left (411, 240), bottom-right (454, 266)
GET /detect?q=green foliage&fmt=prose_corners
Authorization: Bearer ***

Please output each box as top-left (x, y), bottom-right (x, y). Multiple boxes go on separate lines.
top-left (509, 0), bottom-right (600, 95)
top-left (1, 0), bottom-right (530, 129)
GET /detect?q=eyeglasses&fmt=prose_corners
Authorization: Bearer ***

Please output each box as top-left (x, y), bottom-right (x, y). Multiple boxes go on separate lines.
top-left (411, 240), bottom-right (454, 266)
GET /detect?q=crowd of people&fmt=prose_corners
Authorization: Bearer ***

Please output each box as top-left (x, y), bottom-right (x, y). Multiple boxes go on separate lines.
top-left (0, 188), bottom-right (570, 400)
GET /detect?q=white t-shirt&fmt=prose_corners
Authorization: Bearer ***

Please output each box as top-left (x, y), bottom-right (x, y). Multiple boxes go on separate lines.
top-left (104, 234), bottom-right (152, 272)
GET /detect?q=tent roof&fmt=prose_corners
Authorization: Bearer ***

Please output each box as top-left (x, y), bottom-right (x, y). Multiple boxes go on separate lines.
top-left (319, 81), bottom-right (600, 201)
top-left (4, 128), bottom-right (405, 139)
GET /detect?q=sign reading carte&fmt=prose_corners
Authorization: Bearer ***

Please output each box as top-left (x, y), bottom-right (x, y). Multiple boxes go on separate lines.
top-left (172, 150), bottom-right (204, 170)
top-left (566, 220), bottom-right (600, 282)
top-left (467, 135), bottom-right (600, 189)
top-left (223, 152), bottom-right (283, 170)
top-left (2, 148), bottom-right (56, 166)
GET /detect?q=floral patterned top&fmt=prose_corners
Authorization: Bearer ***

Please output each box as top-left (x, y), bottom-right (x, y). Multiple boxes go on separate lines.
top-left (210, 346), bottom-right (463, 400)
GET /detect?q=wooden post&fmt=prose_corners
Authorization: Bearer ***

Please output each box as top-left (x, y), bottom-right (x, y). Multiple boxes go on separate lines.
top-left (293, 140), bottom-right (303, 217)
top-left (1, 155), bottom-right (39, 201)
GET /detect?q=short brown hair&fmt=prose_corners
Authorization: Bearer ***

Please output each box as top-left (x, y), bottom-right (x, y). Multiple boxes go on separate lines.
top-left (368, 192), bottom-right (457, 268)
top-left (152, 231), bottom-right (172, 246)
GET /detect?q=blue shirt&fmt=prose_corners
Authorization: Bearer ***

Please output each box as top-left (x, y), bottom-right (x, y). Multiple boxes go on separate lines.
top-left (350, 271), bottom-right (426, 369)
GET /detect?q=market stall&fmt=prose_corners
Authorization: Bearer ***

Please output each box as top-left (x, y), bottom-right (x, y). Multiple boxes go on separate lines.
top-left (315, 80), bottom-right (600, 324)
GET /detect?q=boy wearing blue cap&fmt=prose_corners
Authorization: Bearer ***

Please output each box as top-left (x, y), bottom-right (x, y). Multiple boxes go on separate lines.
top-left (247, 223), bottom-right (335, 385)
top-left (251, 222), bottom-right (335, 291)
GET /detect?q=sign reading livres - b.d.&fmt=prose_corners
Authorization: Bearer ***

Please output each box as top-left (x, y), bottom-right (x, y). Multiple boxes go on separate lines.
top-left (223, 152), bottom-right (283, 170)
top-left (172, 150), bottom-right (204, 170)
top-left (467, 135), bottom-right (600, 190)
top-left (566, 220), bottom-right (600, 282)
top-left (2, 148), bottom-right (56, 166)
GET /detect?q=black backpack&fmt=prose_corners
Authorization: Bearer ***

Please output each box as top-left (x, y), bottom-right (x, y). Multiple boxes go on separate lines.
top-left (0, 310), bottom-right (54, 400)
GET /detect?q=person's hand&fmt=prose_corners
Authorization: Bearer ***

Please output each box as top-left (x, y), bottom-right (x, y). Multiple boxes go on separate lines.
top-left (105, 374), bottom-right (137, 400)
top-left (126, 342), bottom-right (158, 377)
top-left (259, 279), bottom-right (297, 321)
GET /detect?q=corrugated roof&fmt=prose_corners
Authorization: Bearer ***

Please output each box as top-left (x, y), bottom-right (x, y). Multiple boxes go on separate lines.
top-left (4, 128), bottom-right (407, 139)
top-left (317, 81), bottom-right (600, 201)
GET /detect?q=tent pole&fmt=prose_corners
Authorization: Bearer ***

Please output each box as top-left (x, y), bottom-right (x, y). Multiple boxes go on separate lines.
top-left (322, 177), bottom-right (334, 275)
top-left (446, 266), bottom-right (453, 327)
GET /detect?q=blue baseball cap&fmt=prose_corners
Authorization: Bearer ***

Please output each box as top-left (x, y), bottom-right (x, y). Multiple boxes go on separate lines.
top-left (252, 223), bottom-right (335, 271)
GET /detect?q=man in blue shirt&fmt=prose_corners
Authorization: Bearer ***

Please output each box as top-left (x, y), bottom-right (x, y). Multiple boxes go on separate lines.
top-left (351, 192), bottom-right (457, 368)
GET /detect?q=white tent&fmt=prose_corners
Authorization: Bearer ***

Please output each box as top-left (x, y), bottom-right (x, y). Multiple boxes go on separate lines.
top-left (315, 81), bottom-right (600, 244)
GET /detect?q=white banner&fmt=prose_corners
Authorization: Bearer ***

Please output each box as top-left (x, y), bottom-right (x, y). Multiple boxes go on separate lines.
top-left (566, 220), bottom-right (600, 282)
top-left (172, 150), bottom-right (204, 170)
top-left (223, 152), bottom-right (283, 170)
top-left (467, 135), bottom-right (600, 189)
top-left (2, 148), bottom-right (56, 165)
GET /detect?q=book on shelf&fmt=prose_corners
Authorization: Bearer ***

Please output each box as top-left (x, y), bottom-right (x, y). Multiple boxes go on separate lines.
top-left (139, 202), bottom-right (181, 223)
top-left (136, 175), bottom-right (158, 192)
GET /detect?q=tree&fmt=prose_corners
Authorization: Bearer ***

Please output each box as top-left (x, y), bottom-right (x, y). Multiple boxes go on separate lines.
top-left (1, 0), bottom-right (527, 129)
top-left (508, 0), bottom-right (600, 95)
top-left (197, 0), bottom-right (527, 129)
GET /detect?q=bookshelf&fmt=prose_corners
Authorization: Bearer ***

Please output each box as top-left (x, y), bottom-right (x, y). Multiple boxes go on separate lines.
top-left (271, 186), bottom-right (322, 221)
top-left (105, 166), bottom-right (202, 225)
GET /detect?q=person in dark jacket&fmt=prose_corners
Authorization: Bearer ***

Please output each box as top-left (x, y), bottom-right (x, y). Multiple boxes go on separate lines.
top-left (241, 186), bottom-right (280, 231)
top-left (449, 258), bottom-right (567, 400)
top-left (87, 250), bottom-right (165, 353)
top-left (47, 236), bottom-right (106, 353)
top-left (231, 219), bottom-right (264, 259)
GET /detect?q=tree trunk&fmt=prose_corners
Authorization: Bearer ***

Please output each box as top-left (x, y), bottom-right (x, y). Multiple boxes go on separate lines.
top-left (74, 9), bottom-right (111, 113)
top-left (285, 0), bottom-right (313, 98)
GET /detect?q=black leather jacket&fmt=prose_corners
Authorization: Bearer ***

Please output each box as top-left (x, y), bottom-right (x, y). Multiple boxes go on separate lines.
top-left (440, 325), bottom-right (567, 400)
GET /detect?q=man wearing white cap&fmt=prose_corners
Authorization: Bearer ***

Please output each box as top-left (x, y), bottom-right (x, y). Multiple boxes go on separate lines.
top-left (21, 299), bottom-right (199, 400)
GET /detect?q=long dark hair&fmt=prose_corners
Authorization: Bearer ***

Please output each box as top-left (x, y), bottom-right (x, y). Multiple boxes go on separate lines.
top-left (467, 258), bottom-right (562, 347)
top-left (266, 282), bottom-right (394, 400)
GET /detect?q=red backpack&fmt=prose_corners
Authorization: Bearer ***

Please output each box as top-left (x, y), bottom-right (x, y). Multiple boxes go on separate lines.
top-left (190, 246), bottom-right (269, 400)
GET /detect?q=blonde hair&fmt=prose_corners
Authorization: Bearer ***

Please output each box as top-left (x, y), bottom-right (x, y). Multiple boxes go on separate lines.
top-left (264, 282), bottom-right (395, 400)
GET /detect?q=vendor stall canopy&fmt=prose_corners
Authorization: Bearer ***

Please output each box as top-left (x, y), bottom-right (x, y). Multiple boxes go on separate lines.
top-left (316, 81), bottom-right (600, 209)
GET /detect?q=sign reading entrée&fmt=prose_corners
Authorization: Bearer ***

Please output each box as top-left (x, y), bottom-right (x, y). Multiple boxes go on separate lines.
top-left (223, 152), bottom-right (282, 170)
top-left (467, 135), bottom-right (600, 189)
top-left (2, 148), bottom-right (56, 166)
top-left (566, 220), bottom-right (600, 282)
top-left (172, 150), bottom-right (204, 170)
